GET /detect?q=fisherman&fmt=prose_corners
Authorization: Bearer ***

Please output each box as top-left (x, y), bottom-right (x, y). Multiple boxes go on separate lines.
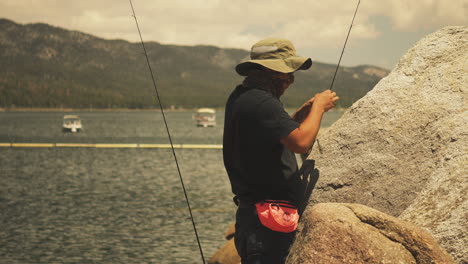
top-left (223, 38), bottom-right (339, 263)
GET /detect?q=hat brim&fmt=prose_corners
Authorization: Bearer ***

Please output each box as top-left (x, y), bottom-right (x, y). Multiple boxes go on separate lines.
top-left (236, 57), bottom-right (312, 76)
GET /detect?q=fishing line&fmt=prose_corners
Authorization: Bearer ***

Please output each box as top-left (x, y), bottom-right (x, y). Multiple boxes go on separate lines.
top-left (128, 1), bottom-right (206, 263)
top-left (317, 0), bottom-right (361, 154)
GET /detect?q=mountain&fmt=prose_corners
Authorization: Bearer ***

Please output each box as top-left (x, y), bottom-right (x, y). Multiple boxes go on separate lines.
top-left (0, 18), bottom-right (389, 109)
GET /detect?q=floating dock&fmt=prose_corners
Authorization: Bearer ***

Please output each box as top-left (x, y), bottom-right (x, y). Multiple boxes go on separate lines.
top-left (0, 143), bottom-right (222, 149)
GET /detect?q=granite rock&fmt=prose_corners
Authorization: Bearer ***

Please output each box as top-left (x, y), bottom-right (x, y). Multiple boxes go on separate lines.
top-left (302, 26), bottom-right (467, 262)
top-left (287, 203), bottom-right (455, 264)
top-left (208, 224), bottom-right (240, 264)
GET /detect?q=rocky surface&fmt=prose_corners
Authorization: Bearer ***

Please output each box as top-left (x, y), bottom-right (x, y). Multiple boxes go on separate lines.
top-left (287, 203), bottom-right (455, 264)
top-left (208, 224), bottom-right (240, 264)
top-left (301, 26), bottom-right (467, 262)
top-left (208, 239), bottom-right (239, 264)
top-left (400, 121), bottom-right (467, 264)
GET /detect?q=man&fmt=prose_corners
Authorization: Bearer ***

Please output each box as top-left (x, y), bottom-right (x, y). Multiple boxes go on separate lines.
top-left (223, 38), bottom-right (339, 263)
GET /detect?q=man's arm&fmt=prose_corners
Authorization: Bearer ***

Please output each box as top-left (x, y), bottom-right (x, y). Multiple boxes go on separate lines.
top-left (280, 90), bottom-right (339, 154)
top-left (291, 98), bottom-right (314, 124)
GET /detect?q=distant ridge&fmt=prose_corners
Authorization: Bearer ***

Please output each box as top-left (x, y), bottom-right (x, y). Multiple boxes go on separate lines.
top-left (0, 18), bottom-right (389, 109)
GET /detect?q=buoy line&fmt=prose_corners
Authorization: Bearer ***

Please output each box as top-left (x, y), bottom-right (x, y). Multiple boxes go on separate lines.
top-left (0, 143), bottom-right (223, 149)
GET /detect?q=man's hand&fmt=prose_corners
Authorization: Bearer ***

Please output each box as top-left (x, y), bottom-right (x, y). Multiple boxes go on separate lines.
top-left (282, 90), bottom-right (340, 153)
top-left (292, 90), bottom-right (339, 123)
top-left (313, 90), bottom-right (339, 112)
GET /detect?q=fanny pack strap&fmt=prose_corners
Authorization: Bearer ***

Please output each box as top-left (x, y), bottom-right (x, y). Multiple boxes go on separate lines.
top-left (262, 200), bottom-right (297, 209)
top-left (234, 196), bottom-right (255, 208)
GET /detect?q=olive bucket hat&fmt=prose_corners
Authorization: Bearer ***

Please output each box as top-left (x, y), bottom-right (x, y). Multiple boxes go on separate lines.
top-left (235, 38), bottom-right (312, 76)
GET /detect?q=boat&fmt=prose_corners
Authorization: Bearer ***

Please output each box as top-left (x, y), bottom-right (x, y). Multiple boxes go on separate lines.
top-left (193, 108), bottom-right (216, 127)
top-left (62, 115), bottom-right (83, 133)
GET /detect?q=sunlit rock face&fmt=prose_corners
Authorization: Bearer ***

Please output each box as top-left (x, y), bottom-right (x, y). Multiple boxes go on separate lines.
top-left (208, 223), bottom-right (240, 264)
top-left (286, 203), bottom-right (455, 264)
top-left (300, 26), bottom-right (467, 262)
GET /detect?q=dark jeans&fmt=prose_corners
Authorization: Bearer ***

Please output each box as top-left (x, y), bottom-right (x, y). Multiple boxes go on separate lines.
top-left (234, 206), bottom-right (295, 264)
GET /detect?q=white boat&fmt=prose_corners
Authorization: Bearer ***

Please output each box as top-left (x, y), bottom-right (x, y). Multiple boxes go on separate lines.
top-left (193, 108), bottom-right (216, 127)
top-left (62, 115), bottom-right (83, 133)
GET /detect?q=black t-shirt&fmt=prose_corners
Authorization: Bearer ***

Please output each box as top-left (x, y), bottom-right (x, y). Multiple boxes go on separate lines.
top-left (223, 85), bottom-right (302, 205)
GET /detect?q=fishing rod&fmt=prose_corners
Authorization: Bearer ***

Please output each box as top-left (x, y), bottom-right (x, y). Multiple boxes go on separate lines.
top-left (329, 0), bottom-right (361, 91)
top-left (128, 1), bottom-right (206, 263)
top-left (317, 0), bottom-right (361, 154)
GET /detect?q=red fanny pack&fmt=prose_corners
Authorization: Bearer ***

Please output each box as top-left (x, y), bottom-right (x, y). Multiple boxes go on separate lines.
top-left (255, 200), bottom-right (299, 233)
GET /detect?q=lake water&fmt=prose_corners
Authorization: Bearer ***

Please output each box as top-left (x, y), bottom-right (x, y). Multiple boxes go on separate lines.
top-left (0, 110), bottom-right (343, 264)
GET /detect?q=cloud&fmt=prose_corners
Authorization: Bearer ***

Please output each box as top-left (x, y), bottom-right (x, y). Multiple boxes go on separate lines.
top-left (0, 0), bottom-right (382, 47)
top-left (0, 0), bottom-right (466, 68)
top-left (126, 0), bottom-right (383, 51)
top-left (366, 0), bottom-right (467, 31)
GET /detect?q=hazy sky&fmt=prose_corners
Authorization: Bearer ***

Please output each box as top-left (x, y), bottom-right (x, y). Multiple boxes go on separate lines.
top-left (1, 0), bottom-right (466, 69)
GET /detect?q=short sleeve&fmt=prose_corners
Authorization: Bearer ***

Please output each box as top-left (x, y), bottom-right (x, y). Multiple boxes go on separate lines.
top-left (255, 97), bottom-right (300, 142)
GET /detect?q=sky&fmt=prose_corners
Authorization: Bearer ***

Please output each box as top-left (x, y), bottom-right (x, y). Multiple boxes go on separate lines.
top-left (1, 0), bottom-right (466, 69)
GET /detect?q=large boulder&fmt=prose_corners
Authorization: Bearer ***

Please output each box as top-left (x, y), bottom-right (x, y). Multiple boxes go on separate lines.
top-left (301, 26), bottom-right (467, 262)
top-left (208, 239), bottom-right (239, 264)
top-left (399, 130), bottom-right (467, 264)
top-left (287, 203), bottom-right (455, 264)
top-left (208, 224), bottom-right (240, 264)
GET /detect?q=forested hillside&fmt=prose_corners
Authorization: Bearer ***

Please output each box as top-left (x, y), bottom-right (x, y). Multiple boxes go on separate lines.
top-left (0, 18), bottom-right (389, 109)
